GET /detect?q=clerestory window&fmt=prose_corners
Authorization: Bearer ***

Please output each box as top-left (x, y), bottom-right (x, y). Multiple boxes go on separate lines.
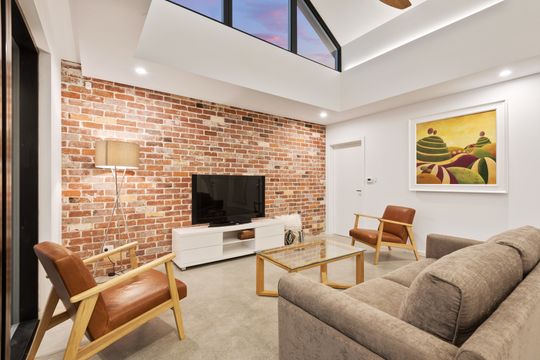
top-left (169, 0), bottom-right (341, 71)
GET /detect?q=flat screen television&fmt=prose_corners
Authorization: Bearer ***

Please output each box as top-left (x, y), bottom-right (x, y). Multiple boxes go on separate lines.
top-left (192, 174), bottom-right (265, 226)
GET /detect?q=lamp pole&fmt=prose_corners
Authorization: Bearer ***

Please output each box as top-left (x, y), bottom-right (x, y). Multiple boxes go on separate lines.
top-left (94, 140), bottom-right (139, 276)
top-left (103, 166), bottom-right (131, 246)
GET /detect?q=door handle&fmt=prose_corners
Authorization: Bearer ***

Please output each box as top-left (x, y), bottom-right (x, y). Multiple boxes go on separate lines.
top-left (356, 190), bottom-right (362, 192)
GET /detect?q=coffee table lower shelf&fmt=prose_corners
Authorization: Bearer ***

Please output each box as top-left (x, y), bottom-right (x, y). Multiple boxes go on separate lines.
top-left (255, 252), bottom-right (365, 297)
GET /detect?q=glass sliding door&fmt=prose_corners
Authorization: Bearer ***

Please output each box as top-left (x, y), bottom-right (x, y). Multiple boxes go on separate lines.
top-left (5, 1), bottom-right (39, 358)
top-left (1, 0), bottom-right (12, 357)
top-left (10, 38), bottom-right (20, 332)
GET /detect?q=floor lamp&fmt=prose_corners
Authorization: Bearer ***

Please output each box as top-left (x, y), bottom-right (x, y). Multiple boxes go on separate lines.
top-left (95, 140), bottom-right (139, 256)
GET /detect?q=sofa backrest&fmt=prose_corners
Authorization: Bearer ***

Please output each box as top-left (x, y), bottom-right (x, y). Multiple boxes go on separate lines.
top-left (488, 225), bottom-right (540, 275)
top-left (399, 242), bottom-right (522, 346)
top-left (455, 263), bottom-right (540, 360)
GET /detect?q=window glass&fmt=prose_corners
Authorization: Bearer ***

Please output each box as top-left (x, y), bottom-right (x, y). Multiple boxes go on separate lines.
top-left (297, 1), bottom-right (337, 68)
top-left (171, 0), bottom-right (223, 21)
top-left (233, 0), bottom-right (289, 49)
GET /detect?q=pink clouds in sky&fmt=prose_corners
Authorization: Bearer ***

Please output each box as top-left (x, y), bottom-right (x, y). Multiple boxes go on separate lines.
top-left (233, 0), bottom-right (289, 49)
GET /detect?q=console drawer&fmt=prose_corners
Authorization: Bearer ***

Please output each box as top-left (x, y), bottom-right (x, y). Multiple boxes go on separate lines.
top-left (255, 224), bottom-right (284, 238)
top-left (175, 232), bottom-right (222, 250)
top-left (178, 246), bottom-right (222, 266)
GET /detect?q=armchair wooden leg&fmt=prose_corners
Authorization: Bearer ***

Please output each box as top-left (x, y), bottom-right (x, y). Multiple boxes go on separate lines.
top-left (351, 214), bottom-right (361, 247)
top-left (374, 245), bottom-right (381, 265)
top-left (374, 224), bottom-right (384, 265)
top-left (388, 247), bottom-right (392, 251)
top-left (26, 290), bottom-right (60, 360)
top-left (166, 261), bottom-right (185, 340)
top-left (63, 295), bottom-right (98, 360)
top-left (406, 226), bottom-right (420, 261)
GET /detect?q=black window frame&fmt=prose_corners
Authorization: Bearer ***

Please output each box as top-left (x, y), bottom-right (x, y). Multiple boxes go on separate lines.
top-left (167, 0), bottom-right (341, 71)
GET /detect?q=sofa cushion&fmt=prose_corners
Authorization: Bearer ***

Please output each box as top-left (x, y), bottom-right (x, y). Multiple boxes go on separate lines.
top-left (455, 265), bottom-right (540, 360)
top-left (399, 242), bottom-right (523, 346)
top-left (488, 226), bottom-right (540, 275)
top-left (343, 278), bottom-right (408, 317)
top-left (382, 258), bottom-right (436, 287)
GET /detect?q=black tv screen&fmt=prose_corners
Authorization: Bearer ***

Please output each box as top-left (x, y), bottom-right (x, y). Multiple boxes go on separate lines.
top-left (192, 174), bottom-right (265, 225)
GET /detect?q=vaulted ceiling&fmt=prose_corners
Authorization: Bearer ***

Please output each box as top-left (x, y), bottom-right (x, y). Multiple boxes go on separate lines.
top-left (19, 0), bottom-right (540, 124)
top-left (310, 0), bottom-right (428, 45)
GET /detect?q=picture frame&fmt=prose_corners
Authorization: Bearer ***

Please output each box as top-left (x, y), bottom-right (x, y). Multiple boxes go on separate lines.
top-left (409, 101), bottom-right (508, 193)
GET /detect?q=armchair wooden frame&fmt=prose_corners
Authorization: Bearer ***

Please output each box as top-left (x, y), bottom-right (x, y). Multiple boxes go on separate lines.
top-left (26, 242), bottom-right (185, 360)
top-left (351, 214), bottom-right (420, 265)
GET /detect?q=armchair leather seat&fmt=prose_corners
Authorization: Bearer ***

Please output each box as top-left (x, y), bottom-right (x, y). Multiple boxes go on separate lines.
top-left (95, 270), bottom-right (187, 339)
top-left (349, 228), bottom-right (403, 245)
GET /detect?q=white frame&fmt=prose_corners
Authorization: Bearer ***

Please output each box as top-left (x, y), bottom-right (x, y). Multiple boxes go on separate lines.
top-left (409, 101), bottom-right (508, 193)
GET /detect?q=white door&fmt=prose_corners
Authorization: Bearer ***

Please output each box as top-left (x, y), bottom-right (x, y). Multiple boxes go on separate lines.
top-left (332, 141), bottom-right (364, 237)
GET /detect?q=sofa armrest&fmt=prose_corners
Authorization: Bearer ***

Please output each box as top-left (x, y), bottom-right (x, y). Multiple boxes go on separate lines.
top-left (426, 233), bottom-right (482, 259)
top-left (278, 274), bottom-right (458, 360)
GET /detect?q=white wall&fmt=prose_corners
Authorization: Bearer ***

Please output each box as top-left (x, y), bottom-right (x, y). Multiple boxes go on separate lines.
top-left (37, 51), bottom-right (62, 312)
top-left (327, 73), bottom-right (540, 252)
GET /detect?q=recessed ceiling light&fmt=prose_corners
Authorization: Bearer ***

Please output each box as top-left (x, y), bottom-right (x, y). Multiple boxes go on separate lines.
top-left (135, 67), bottom-right (147, 75)
top-left (320, 111), bottom-right (328, 118)
top-left (499, 69), bottom-right (512, 78)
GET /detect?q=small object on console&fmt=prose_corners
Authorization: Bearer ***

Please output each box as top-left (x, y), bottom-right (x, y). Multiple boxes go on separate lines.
top-left (238, 229), bottom-right (255, 240)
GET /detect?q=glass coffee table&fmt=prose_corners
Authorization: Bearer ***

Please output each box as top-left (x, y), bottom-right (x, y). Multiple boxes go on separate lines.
top-left (256, 239), bottom-right (365, 297)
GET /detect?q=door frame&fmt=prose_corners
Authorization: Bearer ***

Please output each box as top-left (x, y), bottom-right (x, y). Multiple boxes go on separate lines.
top-left (1, 0), bottom-right (13, 357)
top-left (327, 138), bottom-right (365, 235)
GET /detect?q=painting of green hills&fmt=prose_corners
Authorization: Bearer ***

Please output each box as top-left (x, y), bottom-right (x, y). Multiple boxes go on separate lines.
top-left (416, 110), bottom-right (497, 185)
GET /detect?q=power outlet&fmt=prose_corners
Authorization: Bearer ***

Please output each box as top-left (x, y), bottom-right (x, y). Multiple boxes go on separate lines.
top-left (103, 245), bottom-right (114, 253)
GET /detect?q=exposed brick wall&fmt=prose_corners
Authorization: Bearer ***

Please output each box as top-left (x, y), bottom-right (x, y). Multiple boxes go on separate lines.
top-left (61, 61), bottom-right (325, 271)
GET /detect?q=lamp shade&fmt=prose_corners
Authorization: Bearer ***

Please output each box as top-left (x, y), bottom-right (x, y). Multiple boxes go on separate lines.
top-left (95, 140), bottom-right (139, 169)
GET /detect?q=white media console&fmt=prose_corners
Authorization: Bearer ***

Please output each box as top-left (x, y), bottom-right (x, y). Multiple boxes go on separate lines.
top-left (172, 218), bottom-right (285, 269)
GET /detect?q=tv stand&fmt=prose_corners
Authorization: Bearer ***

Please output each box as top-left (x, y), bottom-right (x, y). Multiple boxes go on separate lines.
top-left (172, 219), bottom-right (284, 269)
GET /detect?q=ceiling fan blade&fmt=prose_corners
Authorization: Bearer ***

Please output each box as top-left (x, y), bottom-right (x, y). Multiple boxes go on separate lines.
top-left (379, 0), bottom-right (412, 10)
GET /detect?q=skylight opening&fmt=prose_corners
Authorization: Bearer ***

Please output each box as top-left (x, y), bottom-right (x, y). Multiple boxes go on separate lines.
top-left (233, 0), bottom-right (289, 50)
top-left (297, 0), bottom-right (337, 69)
top-left (168, 0), bottom-right (341, 71)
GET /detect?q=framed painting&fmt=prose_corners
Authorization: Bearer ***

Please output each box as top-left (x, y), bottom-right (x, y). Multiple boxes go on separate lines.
top-left (409, 101), bottom-right (508, 193)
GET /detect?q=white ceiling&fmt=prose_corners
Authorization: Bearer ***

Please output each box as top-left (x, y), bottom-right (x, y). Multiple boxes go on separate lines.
top-left (310, 0), bottom-right (427, 45)
top-left (20, 0), bottom-right (540, 125)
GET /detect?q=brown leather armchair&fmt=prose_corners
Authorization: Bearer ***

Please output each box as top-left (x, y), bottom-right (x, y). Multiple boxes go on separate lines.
top-left (27, 241), bottom-right (187, 360)
top-left (349, 205), bottom-right (419, 265)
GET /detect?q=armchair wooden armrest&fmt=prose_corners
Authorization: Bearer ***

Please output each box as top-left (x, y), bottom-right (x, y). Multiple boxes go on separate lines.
top-left (71, 253), bottom-right (176, 303)
top-left (353, 213), bottom-right (413, 228)
top-left (83, 241), bottom-right (139, 269)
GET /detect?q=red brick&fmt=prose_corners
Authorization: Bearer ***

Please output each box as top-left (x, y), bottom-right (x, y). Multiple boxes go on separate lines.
top-left (61, 60), bottom-right (326, 276)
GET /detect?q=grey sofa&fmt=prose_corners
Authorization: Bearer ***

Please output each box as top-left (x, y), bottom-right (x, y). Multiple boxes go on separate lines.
top-left (278, 226), bottom-right (540, 360)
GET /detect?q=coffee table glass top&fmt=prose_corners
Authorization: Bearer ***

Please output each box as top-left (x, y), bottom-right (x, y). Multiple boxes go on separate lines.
top-left (257, 239), bottom-right (365, 271)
